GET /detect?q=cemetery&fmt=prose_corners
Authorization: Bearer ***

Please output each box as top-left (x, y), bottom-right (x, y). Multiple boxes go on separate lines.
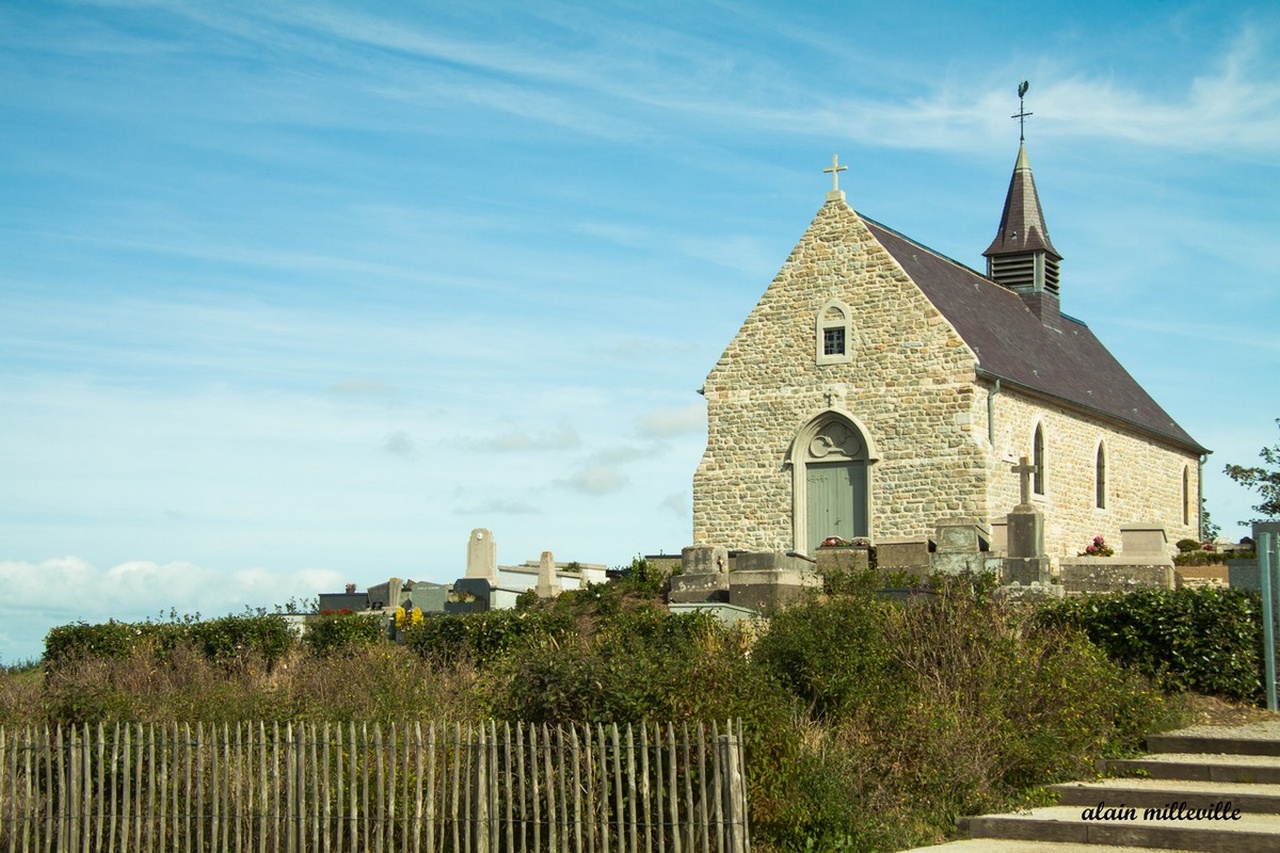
top-left (6, 86), bottom-right (1280, 853)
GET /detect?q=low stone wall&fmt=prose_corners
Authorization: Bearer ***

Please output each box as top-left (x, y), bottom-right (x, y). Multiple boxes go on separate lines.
top-left (1173, 564), bottom-right (1230, 590)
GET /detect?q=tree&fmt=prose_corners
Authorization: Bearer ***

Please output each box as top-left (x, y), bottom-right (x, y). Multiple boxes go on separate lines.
top-left (1199, 496), bottom-right (1221, 542)
top-left (1224, 419), bottom-right (1280, 523)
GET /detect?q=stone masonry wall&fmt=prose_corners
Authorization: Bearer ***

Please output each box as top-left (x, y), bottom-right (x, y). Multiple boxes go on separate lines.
top-left (692, 195), bottom-right (988, 552)
top-left (980, 386), bottom-right (1201, 558)
top-left (692, 192), bottom-right (1202, 560)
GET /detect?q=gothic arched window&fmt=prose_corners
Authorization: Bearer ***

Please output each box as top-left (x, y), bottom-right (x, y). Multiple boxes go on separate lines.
top-left (1032, 424), bottom-right (1046, 496)
top-left (1095, 443), bottom-right (1107, 509)
top-left (1182, 466), bottom-right (1191, 526)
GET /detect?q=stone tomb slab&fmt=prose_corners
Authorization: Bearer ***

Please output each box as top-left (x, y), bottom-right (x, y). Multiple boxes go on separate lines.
top-left (728, 569), bottom-right (822, 612)
top-left (681, 545), bottom-right (728, 575)
top-left (1120, 524), bottom-right (1169, 558)
top-left (934, 520), bottom-right (990, 554)
top-left (732, 551), bottom-right (811, 572)
top-left (669, 572), bottom-right (731, 604)
top-left (815, 546), bottom-right (871, 575)
top-left (1058, 559), bottom-right (1174, 594)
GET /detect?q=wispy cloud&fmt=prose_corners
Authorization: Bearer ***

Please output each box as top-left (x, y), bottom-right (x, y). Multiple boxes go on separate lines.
top-left (659, 492), bottom-right (687, 516)
top-left (479, 423), bottom-right (582, 453)
top-left (559, 464), bottom-right (629, 496)
top-left (453, 498), bottom-right (545, 516)
top-left (382, 430), bottom-right (415, 457)
top-left (328, 379), bottom-right (399, 399)
top-left (638, 403), bottom-right (705, 437)
top-left (0, 556), bottom-right (343, 663)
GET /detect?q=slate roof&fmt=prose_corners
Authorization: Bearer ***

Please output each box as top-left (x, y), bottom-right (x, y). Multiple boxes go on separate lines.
top-left (983, 143), bottom-right (1061, 260)
top-left (861, 216), bottom-right (1207, 454)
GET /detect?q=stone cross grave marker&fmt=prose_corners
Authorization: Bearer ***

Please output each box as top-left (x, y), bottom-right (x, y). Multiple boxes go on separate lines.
top-left (1011, 456), bottom-right (1038, 506)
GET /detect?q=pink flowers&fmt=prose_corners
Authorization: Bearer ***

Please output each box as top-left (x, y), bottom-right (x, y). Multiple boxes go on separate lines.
top-left (1080, 535), bottom-right (1115, 557)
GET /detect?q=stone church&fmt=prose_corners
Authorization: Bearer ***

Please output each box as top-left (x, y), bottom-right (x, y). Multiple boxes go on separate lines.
top-left (692, 143), bottom-right (1207, 562)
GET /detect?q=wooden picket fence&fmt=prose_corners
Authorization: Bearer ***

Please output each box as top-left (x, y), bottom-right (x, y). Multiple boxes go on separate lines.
top-left (0, 720), bottom-right (748, 853)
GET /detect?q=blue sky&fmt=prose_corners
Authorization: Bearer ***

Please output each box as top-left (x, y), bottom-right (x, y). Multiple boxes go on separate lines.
top-left (3, 0), bottom-right (1279, 663)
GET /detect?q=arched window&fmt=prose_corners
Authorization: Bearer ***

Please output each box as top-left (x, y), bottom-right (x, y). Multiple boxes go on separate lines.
top-left (1032, 424), bottom-right (1046, 496)
top-left (815, 300), bottom-right (852, 365)
top-left (1095, 443), bottom-right (1107, 509)
top-left (1182, 466), bottom-right (1191, 526)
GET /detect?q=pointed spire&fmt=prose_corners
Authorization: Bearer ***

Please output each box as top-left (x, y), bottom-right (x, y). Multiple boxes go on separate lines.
top-left (983, 141), bottom-right (1060, 262)
top-left (984, 83), bottom-right (1061, 300)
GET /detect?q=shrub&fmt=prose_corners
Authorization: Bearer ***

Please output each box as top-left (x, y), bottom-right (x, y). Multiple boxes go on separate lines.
top-left (44, 613), bottom-right (295, 673)
top-left (303, 611), bottom-right (385, 657)
top-left (1176, 538), bottom-right (1202, 553)
top-left (45, 621), bottom-right (152, 670)
top-left (747, 587), bottom-right (1171, 851)
top-left (1039, 587), bottom-right (1264, 701)
top-left (753, 595), bottom-right (903, 721)
top-left (402, 608), bottom-right (576, 667)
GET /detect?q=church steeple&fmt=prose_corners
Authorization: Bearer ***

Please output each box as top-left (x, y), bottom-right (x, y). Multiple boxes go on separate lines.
top-left (983, 83), bottom-right (1061, 300)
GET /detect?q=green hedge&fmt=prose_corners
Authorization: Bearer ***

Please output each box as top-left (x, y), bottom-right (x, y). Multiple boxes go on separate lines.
top-left (1039, 587), bottom-right (1264, 701)
top-left (44, 613), bottom-right (295, 671)
top-left (302, 611), bottom-right (385, 657)
top-left (401, 608), bottom-right (577, 667)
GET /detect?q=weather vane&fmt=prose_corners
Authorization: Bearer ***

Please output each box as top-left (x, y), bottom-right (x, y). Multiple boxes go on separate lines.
top-left (1012, 80), bottom-right (1032, 142)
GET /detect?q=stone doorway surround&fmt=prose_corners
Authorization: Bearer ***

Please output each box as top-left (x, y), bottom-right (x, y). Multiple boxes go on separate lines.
top-left (786, 410), bottom-right (879, 555)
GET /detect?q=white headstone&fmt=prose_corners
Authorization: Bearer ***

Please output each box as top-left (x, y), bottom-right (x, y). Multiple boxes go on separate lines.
top-left (535, 550), bottom-right (562, 598)
top-left (466, 528), bottom-right (497, 582)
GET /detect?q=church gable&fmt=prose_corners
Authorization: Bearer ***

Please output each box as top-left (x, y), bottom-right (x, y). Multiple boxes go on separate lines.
top-left (695, 193), bottom-right (988, 552)
top-left (703, 196), bottom-right (975, 398)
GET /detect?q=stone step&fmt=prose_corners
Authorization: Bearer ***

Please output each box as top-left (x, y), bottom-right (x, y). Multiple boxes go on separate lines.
top-left (1146, 732), bottom-right (1280, 757)
top-left (961, 804), bottom-right (1280, 853)
top-left (1051, 777), bottom-right (1280, 814)
top-left (1102, 753), bottom-right (1280, 784)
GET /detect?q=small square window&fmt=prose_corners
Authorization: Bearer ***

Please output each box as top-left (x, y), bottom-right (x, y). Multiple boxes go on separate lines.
top-left (823, 327), bottom-right (845, 356)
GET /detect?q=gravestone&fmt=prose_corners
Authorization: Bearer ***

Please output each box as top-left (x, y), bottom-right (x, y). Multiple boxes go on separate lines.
top-left (445, 577), bottom-right (492, 613)
top-left (727, 552), bottom-right (823, 612)
top-left (989, 520), bottom-right (1008, 553)
top-left (815, 542), bottom-right (871, 575)
top-left (669, 545), bottom-right (731, 603)
top-left (931, 519), bottom-right (998, 576)
top-left (1059, 523), bottom-right (1174, 594)
top-left (535, 550), bottom-right (562, 599)
top-left (317, 591), bottom-right (369, 612)
top-left (366, 577), bottom-right (402, 610)
top-left (1120, 524), bottom-right (1168, 557)
top-left (1230, 522), bottom-right (1280, 591)
top-left (876, 538), bottom-right (933, 579)
top-left (466, 528), bottom-right (497, 583)
top-left (1003, 457), bottom-right (1052, 584)
top-left (406, 581), bottom-right (449, 613)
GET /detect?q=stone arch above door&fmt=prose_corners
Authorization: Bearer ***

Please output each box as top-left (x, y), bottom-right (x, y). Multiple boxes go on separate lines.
top-left (786, 410), bottom-right (879, 555)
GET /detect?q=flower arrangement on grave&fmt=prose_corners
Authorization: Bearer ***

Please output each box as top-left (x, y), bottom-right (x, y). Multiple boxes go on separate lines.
top-left (820, 536), bottom-right (872, 548)
top-left (1078, 535), bottom-right (1114, 557)
top-left (393, 606), bottom-right (424, 630)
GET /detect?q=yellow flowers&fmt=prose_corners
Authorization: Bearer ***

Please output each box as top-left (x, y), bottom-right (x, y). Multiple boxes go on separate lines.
top-left (394, 607), bottom-right (425, 630)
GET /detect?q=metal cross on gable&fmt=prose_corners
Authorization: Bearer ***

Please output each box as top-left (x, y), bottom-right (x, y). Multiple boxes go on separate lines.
top-left (823, 154), bottom-right (847, 192)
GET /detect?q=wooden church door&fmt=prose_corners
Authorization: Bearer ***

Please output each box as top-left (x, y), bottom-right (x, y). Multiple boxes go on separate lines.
top-left (806, 460), bottom-right (867, 552)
